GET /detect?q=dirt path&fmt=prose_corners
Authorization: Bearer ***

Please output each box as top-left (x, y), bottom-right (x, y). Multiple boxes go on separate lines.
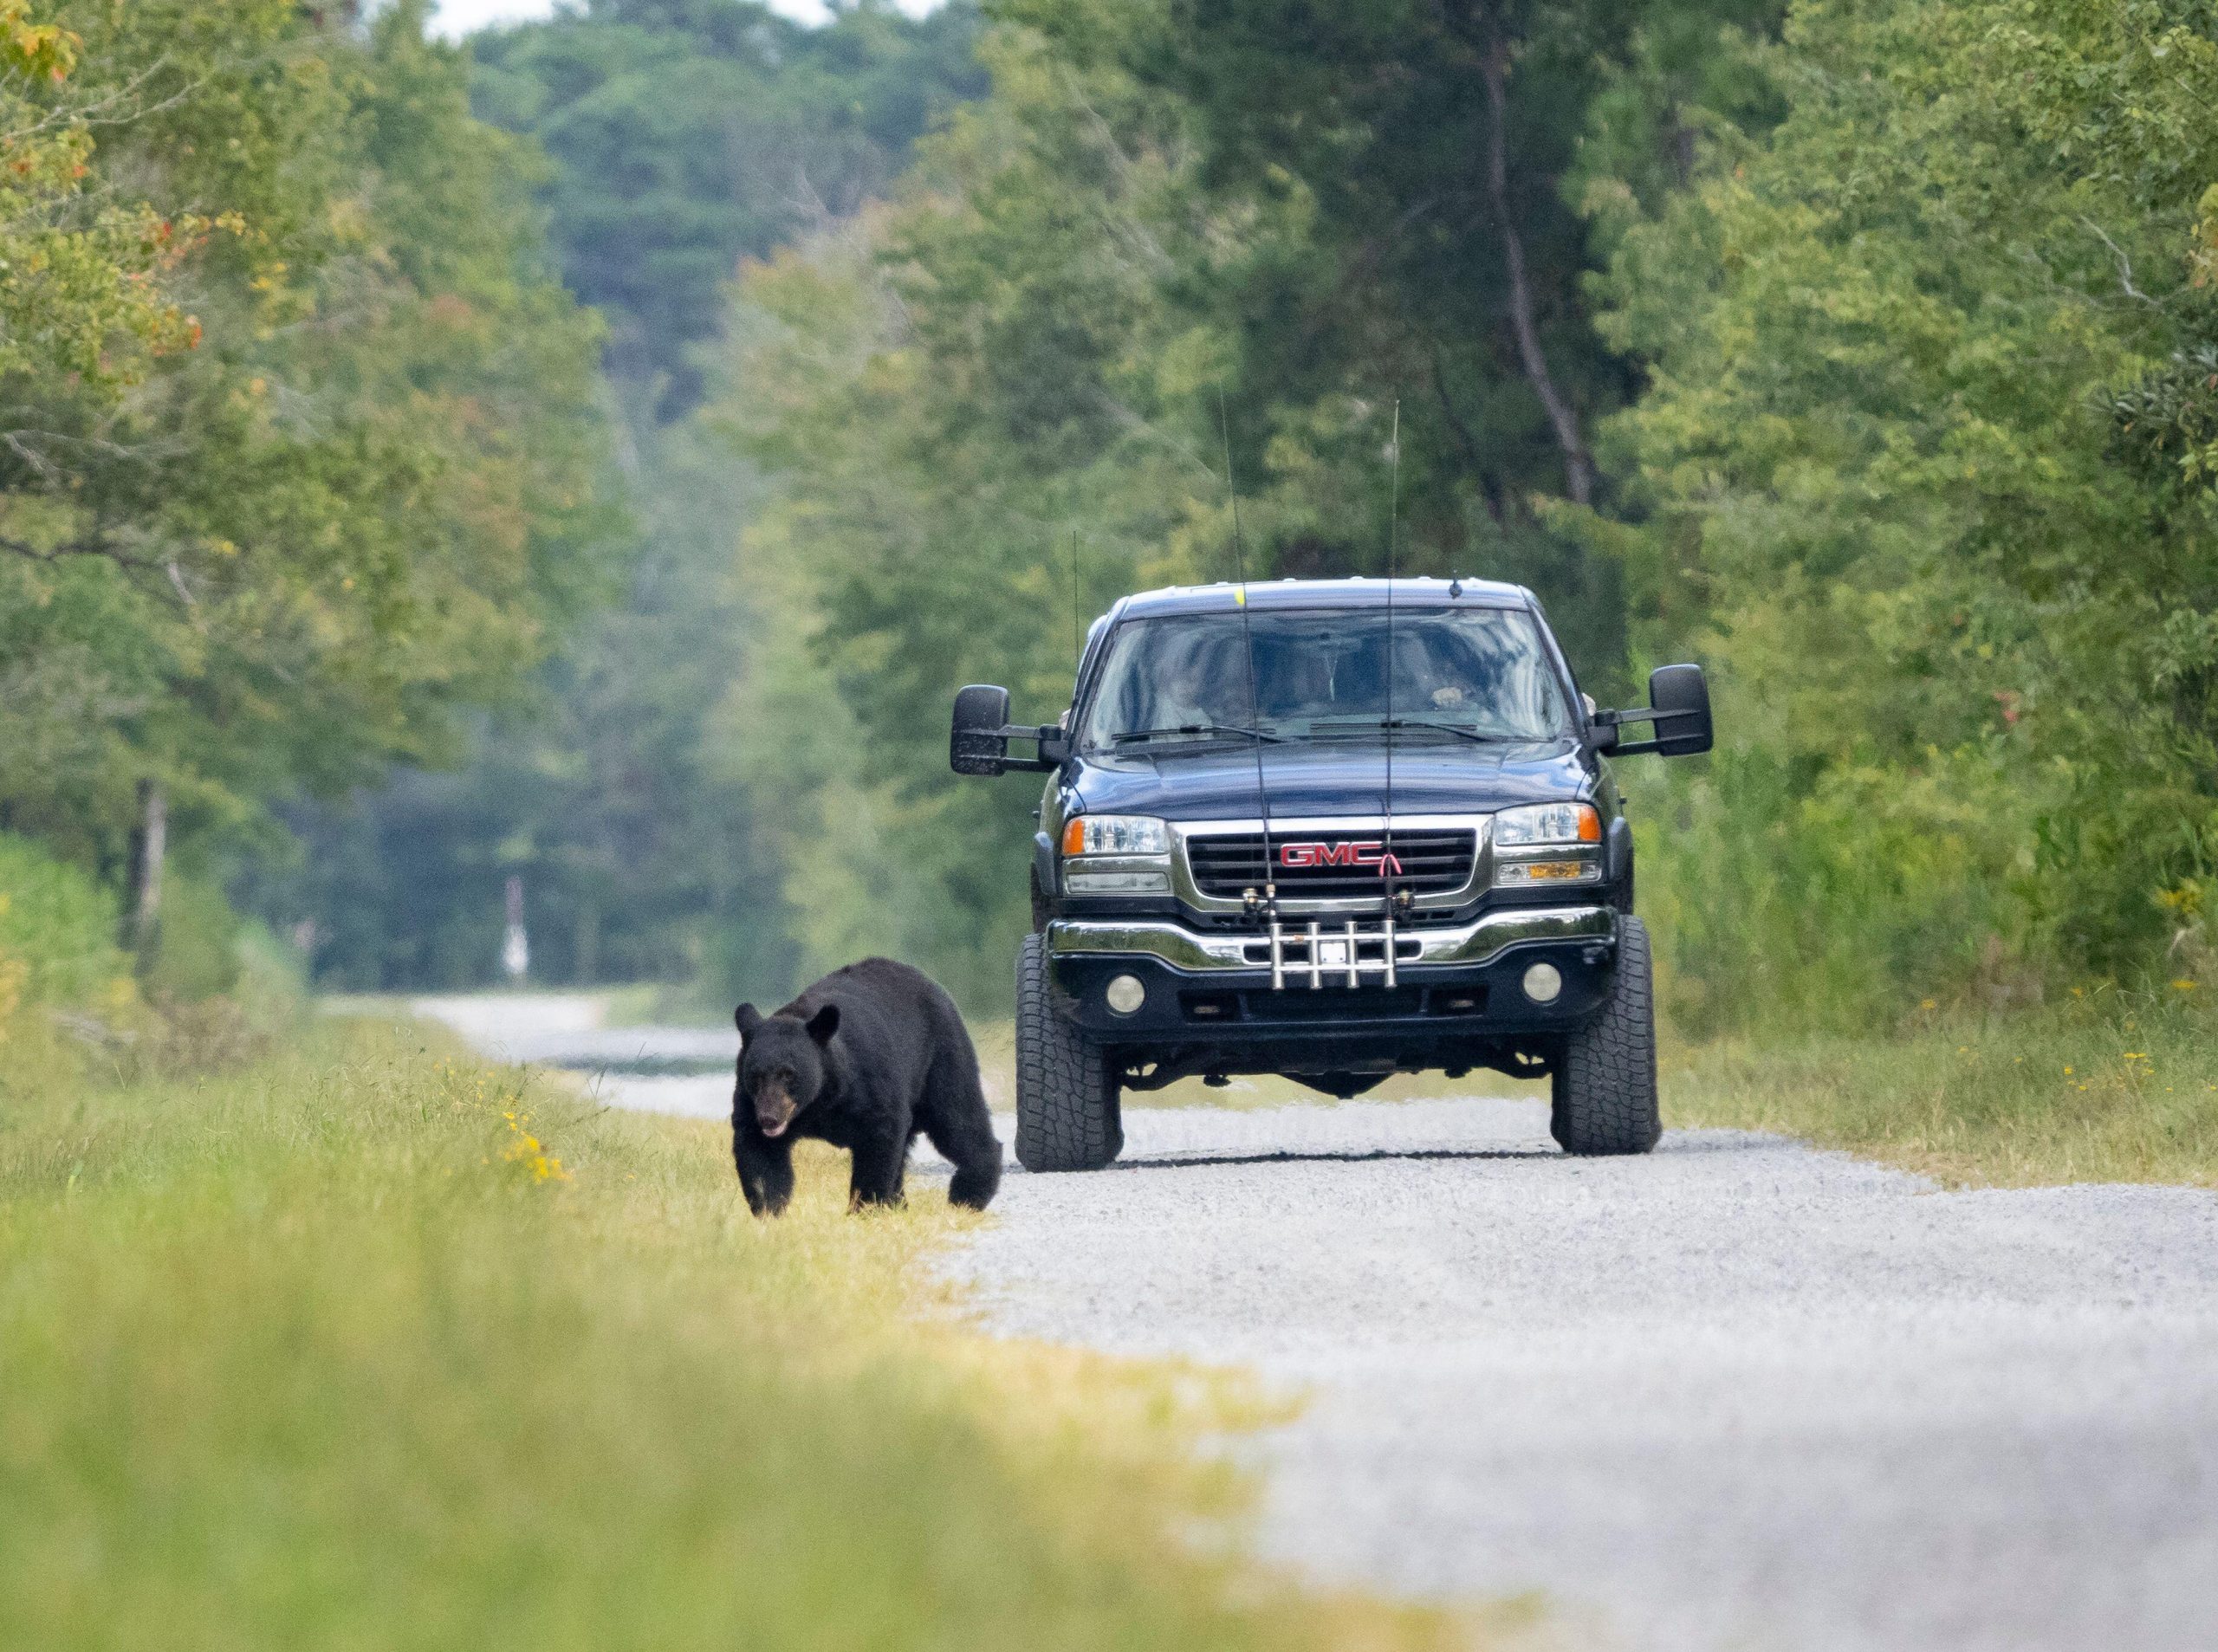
top-left (947, 1097), bottom-right (2218, 1652)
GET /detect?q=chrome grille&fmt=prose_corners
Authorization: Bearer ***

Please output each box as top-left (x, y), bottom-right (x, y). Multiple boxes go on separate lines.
top-left (1184, 827), bottom-right (1477, 899)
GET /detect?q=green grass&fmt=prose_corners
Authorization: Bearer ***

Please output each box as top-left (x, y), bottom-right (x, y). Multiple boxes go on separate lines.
top-left (0, 1019), bottom-right (1462, 1652)
top-left (1666, 983), bottom-right (2218, 1188)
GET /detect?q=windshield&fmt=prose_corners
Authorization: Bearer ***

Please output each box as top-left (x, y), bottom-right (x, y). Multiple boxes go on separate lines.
top-left (1077, 606), bottom-right (1573, 750)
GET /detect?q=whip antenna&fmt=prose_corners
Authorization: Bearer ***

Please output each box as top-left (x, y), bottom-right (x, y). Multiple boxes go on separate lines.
top-left (1218, 387), bottom-right (1274, 923)
top-left (1383, 400), bottom-right (1401, 920)
top-left (1068, 528), bottom-right (1084, 669)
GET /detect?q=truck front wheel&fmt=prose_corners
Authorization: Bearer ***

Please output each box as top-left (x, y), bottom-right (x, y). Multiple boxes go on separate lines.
top-left (1015, 933), bottom-right (1124, 1172)
top-left (1548, 916), bottom-right (1661, 1156)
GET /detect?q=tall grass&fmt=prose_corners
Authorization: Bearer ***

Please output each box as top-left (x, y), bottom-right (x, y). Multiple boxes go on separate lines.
top-left (0, 1019), bottom-right (1460, 1652)
top-left (1667, 981), bottom-right (2218, 1186)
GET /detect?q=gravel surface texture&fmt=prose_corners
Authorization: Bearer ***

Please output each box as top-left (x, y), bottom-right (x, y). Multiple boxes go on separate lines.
top-left (946, 1096), bottom-right (2218, 1652)
top-left (412, 994), bottom-right (737, 1118)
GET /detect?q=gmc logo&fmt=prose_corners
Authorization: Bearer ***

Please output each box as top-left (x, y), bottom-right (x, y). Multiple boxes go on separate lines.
top-left (1280, 840), bottom-right (1404, 874)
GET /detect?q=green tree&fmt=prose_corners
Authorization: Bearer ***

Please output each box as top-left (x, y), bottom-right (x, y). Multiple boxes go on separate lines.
top-left (713, 0), bottom-right (1787, 1004)
top-left (1593, 0), bottom-right (2218, 1027)
top-left (1, 1), bottom-right (619, 965)
top-left (275, 0), bottom-right (987, 997)
top-left (471, 0), bottom-right (985, 417)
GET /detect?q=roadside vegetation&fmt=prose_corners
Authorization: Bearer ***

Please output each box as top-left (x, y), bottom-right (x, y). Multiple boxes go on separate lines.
top-left (142, 2), bottom-right (2210, 1185)
top-left (0, 1020), bottom-right (1462, 1652)
top-left (1666, 988), bottom-right (2218, 1189)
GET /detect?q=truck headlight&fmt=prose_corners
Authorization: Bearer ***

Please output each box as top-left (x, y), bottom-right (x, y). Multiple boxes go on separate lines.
top-left (1493, 802), bottom-right (1602, 890)
top-left (1060, 813), bottom-right (1172, 895)
top-left (1061, 814), bottom-right (1170, 857)
top-left (1492, 802), bottom-right (1601, 846)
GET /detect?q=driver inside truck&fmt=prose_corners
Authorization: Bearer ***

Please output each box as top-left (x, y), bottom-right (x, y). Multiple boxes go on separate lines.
top-left (1256, 631), bottom-right (1345, 725)
top-left (1148, 632), bottom-right (1245, 731)
top-left (1390, 626), bottom-right (1478, 714)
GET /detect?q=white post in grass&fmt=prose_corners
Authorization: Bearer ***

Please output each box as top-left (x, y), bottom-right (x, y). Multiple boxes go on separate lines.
top-left (501, 875), bottom-right (529, 985)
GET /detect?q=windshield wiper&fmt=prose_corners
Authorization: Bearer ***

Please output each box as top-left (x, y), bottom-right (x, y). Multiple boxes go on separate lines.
top-left (1309, 716), bottom-right (1514, 745)
top-left (1110, 722), bottom-right (1284, 745)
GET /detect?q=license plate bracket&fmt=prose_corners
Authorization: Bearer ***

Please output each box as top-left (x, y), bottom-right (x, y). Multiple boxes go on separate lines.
top-left (1268, 917), bottom-right (1401, 990)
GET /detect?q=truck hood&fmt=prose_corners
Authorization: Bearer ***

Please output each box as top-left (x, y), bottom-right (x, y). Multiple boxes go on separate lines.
top-left (1067, 738), bottom-right (1594, 821)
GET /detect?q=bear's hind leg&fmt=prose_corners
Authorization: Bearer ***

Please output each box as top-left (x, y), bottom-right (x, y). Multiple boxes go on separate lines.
top-left (935, 1126), bottom-right (1002, 1211)
top-left (920, 1050), bottom-right (1002, 1212)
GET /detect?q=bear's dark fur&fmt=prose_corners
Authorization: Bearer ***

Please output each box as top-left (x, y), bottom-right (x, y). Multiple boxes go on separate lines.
top-left (732, 957), bottom-right (1002, 1216)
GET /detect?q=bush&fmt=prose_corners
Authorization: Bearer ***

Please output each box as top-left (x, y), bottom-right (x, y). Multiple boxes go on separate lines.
top-left (0, 833), bottom-right (133, 1012)
top-left (0, 834), bottom-right (136, 1097)
top-left (142, 871), bottom-right (243, 1001)
top-left (0, 836), bottom-right (307, 1098)
top-left (1633, 741), bottom-right (2040, 1039)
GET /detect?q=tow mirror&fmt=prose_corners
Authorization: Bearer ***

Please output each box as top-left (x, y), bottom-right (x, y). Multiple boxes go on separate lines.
top-left (950, 684), bottom-right (1063, 775)
top-left (1595, 664), bottom-right (1713, 758)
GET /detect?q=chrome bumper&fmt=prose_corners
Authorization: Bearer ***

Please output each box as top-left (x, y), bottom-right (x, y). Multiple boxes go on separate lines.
top-left (1046, 905), bottom-right (1617, 975)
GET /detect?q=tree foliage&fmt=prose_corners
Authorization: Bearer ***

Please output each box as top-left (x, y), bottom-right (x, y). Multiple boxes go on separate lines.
top-left (0, 2), bottom-right (619, 957)
top-left (272, 0), bottom-right (988, 995)
top-left (471, 0), bottom-right (985, 417)
top-left (714, 0), bottom-right (1782, 1006)
top-left (722, 0), bottom-right (2218, 1026)
top-left (1597, 0), bottom-right (2218, 1027)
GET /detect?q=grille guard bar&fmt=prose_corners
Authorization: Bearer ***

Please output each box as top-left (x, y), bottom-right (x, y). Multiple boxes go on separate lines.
top-left (1047, 904), bottom-right (1617, 981)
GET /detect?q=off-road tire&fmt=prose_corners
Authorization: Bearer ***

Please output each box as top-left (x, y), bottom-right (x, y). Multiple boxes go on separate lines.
top-left (1549, 916), bottom-right (1661, 1156)
top-left (1015, 933), bottom-right (1124, 1172)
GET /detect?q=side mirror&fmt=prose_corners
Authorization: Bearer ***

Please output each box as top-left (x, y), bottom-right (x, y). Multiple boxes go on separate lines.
top-left (950, 685), bottom-right (1064, 775)
top-left (1598, 664), bottom-right (1713, 757)
top-left (951, 684), bottom-right (1014, 775)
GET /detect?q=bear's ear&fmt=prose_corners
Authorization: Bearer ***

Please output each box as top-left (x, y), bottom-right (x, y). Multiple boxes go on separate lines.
top-left (805, 1002), bottom-right (840, 1045)
top-left (735, 1003), bottom-right (762, 1039)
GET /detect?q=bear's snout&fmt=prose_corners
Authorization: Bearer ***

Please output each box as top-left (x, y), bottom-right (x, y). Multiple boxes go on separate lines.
top-left (754, 1079), bottom-right (799, 1137)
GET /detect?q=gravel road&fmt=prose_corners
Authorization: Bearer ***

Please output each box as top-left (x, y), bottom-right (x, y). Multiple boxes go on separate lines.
top-left (417, 996), bottom-right (2218, 1649)
top-left (947, 1097), bottom-right (2218, 1652)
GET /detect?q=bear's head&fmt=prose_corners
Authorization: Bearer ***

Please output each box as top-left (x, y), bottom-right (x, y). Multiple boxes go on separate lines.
top-left (733, 1001), bottom-right (840, 1138)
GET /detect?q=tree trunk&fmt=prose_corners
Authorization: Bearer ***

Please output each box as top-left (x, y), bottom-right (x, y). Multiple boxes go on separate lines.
top-left (1476, 23), bottom-right (1596, 507)
top-left (128, 779), bottom-right (166, 966)
top-left (574, 899), bottom-right (600, 987)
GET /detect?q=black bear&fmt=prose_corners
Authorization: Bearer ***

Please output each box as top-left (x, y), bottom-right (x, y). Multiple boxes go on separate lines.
top-left (733, 957), bottom-right (1002, 1216)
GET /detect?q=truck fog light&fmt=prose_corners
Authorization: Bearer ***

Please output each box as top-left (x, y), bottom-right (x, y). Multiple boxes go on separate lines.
top-left (1064, 869), bottom-right (1171, 893)
top-left (1521, 962), bottom-right (1563, 1004)
top-left (1105, 974), bottom-right (1146, 1015)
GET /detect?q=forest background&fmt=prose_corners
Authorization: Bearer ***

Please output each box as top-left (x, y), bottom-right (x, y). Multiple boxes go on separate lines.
top-left (5, 0), bottom-right (2216, 1059)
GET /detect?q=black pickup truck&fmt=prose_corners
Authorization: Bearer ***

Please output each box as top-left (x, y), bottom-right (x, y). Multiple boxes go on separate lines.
top-left (949, 577), bottom-right (1712, 1172)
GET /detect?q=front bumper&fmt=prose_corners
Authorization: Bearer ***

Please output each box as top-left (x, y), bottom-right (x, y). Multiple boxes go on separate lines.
top-left (1046, 904), bottom-right (1618, 1043)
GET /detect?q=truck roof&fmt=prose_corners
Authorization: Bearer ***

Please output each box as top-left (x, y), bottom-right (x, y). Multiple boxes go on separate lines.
top-left (1112, 576), bottom-right (1533, 620)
